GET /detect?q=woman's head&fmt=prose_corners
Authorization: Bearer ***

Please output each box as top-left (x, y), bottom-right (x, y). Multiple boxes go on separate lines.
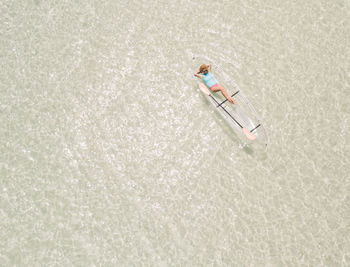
top-left (199, 64), bottom-right (209, 74)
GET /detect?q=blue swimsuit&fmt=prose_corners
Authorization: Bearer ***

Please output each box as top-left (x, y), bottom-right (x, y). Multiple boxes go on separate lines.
top-left (203, 72), bottom-right (217, 88)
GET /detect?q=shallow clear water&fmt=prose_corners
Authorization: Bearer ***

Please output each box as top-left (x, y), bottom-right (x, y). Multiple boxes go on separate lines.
top-left (1, 0), bottom-right (349, 266)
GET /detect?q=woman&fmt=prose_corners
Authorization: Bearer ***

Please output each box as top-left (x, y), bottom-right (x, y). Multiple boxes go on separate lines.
top-left (194, 64), bottom-right (236, 104)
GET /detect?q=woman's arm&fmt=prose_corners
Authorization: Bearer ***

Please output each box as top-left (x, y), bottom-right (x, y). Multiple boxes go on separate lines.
top-left (194, 73), bottom-right (203, 78)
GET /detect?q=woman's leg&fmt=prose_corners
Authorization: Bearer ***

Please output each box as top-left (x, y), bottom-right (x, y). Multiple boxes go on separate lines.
top-left (210, 84), bottom-right (237, 104)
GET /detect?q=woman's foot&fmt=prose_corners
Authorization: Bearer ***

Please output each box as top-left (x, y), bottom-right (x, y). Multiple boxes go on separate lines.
top-left (228, 98), bottom-right (237, 104)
